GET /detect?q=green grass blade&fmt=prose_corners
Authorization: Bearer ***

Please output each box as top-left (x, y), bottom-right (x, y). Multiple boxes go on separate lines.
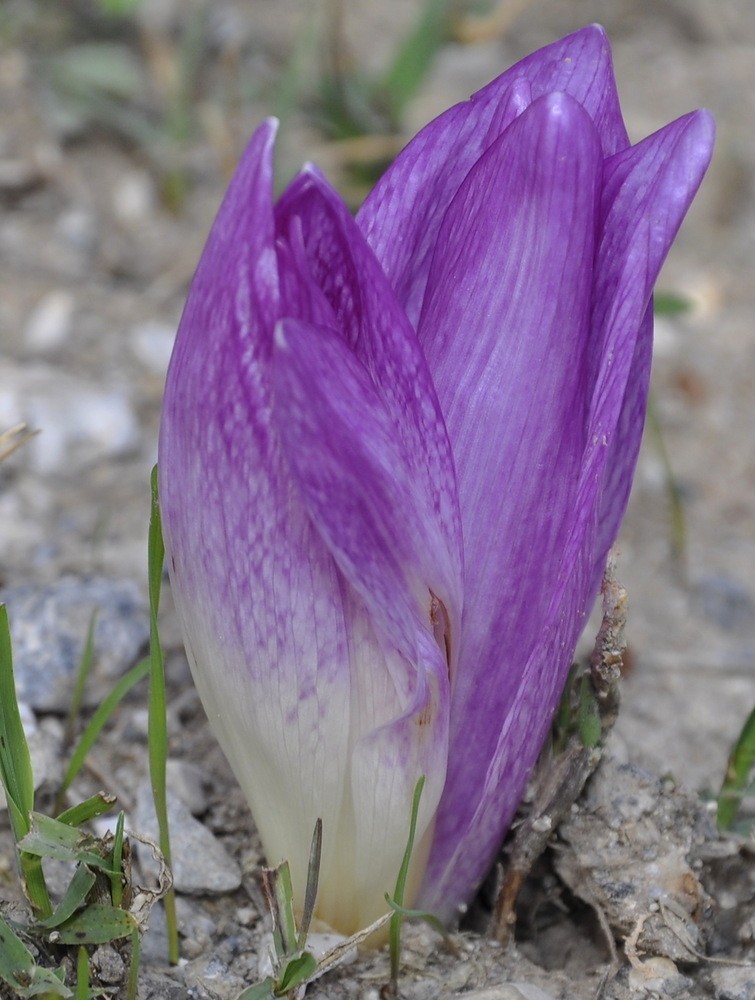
top-left (64, 611), bottom-right (98, 746)
top-left (654, 290), bottom-right (692, 316)
top-left (126, 928), bottom-right (140, 1000)
top-left (75, 946), bottom-right (89, 1000)
top-left (57, 657), bottom-right (150, 804)
top-left (382, 897), bottom-right (456, 951)
top-left (389, 776), bottom-right (425, 987)
top-left (20, 813), bottom-right (117, 874)
top-left (53, 903), bottom-right (137, 945)
top-left (718, 702), bottom-right (755, 830)
top-left (297, 818), bottom-right (322, 949)
top-left (235, 977), bottom-right (275, 1000)
top-left (147, 465), bottom-right (179, 963)
top-left (270, 862), bottom-right (298, 957)
top-left (57, 792), bottom-right (117, 827)
top-left (38, 864), bottom-right (97, 929)
top-left (577, 673), bottom-right (601, 749)
top-left (0, 604), bottom-right (34, 839)
top-left (276, 952), bottom-right (318, 994)
top-left (110, 811), bottom-right (126, 907)
top-left (0, 605), bottom-right (52, 917)
top-left (380, 0), bottom-right (450, 122)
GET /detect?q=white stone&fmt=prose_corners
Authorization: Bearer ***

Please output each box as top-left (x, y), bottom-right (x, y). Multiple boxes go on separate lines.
top-left (24, 290), bottom-right (75, 352)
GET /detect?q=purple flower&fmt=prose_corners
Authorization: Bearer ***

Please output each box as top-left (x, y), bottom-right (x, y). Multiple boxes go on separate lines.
top-left (159, 26), bottom-right (713, 932)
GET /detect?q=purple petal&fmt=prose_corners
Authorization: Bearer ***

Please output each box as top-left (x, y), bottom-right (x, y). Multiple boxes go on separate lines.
top-left (419, 110), bottom-right (714, 917)
top-left (273, 317), bottom-right (456, 689)
top-left (275, 168), bottom-right (463, 625)
top-left (357, 25), bottom-right (626, 325)
top-left (414, 92), bottom-right (603, 913)
top-left (418, 87), bottom-right (602, 792)
top-left (159, 122), bottom-right (450, 932)
top-left (589, 110), bottom-right (716, 567)
top-left (159, 120), bottom-right (355, 911)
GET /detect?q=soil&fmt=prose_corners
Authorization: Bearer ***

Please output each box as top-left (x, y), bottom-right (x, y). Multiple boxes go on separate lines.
top-left (1, 1), bottom-right (754, 998)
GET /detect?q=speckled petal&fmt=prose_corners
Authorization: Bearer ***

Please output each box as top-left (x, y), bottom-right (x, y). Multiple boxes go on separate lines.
top-left (275, 167), bottom-right (463, 625)
top-left (159, 120), bottom-right (356, 911)
top-left (159, 120), bottom-right (457, 932)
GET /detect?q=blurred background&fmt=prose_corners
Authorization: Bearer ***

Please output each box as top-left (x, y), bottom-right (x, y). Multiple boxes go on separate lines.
top-left (0, 0), bottom-right (752, 803)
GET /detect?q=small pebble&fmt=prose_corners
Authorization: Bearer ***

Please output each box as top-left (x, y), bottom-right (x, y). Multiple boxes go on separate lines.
top-left (183, 956), bottom-right (246, 1000)
top-left (458, 987), bottom-right (557, 1000)
top-left (91, 944), bottom-right (126, 984)
top-left (133, 785), bottom-right (242, 895)
top-left (130, 319), bottom-right (176, 376)
top-left (711, 965), bottom-right (755, 1000)
top-left (55, 207), bottom-right (98, 254)
top-left (0, 709), bottom-right (62, 812)
top-left (165, 758), bottom-right (210, 816)
top-left (24, 290), bottom-right (75, 352)
top-left (694, 573), bottom-right (755, 632)
top-left (112, 169), bottom-right (155, 224)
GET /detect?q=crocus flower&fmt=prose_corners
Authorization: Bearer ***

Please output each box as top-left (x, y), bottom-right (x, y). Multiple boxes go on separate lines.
top-left (159, 25), bottom-right (713, 932)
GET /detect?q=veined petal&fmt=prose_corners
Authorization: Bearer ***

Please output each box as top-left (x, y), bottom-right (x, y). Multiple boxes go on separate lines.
top-left (276, 168), bottom-right (463, 624)
top-left (416, 93), bottom-right (603, 911)
top-left (420, 90), bottom-right (601, 706)
top-left (325, 611), bottom-right (450, 930)
top-left (357, 25), bottom-right (625, 324)
top-left (159, 121), bottom-right (449, 933)
top-left (419, 110), bottom-right (715, 917)
top-left (158, 119), bottom-right (354, 916)
top-left (588, 110), bottom-right (716, 566)
top-left (273, 316), bottom-right (454, 695)
top-left (356, 77), bottom-right (530, 326)
top-left (482, 24), bottom-right (628, 154)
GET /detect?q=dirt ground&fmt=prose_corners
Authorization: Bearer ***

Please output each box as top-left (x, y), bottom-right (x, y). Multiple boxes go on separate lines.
top-left (1, 1), bottom-right (754, 998)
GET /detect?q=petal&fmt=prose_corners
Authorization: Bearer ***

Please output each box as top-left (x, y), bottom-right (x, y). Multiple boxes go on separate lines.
top-left (420, 90), bottom-right (602, 726)
top-left (357, 76), bottom-right (530, 327)
top-left (334, 610), bottom-right (451, 931)
top-left (588, 110), bottom-right (716, 566)
top-left (276, 168), bottom-right (463, 624)
top-left (159, 122), bottom-right (446, 932)
top-left (420, 111), bottom-right (714, 917)
top-left (488, 23), bottom-right (628, 154)
top-left (357, 25), bottom-right (626, 325)
top-left (273, 316), bottom-right (454, 693)
top-left (158, 119), bottom-right (354, 914)
top-left (412, 93), bottom-right (604, 912)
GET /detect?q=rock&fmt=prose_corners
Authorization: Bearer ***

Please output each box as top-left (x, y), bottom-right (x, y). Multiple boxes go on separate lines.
top-left (129, 320), bottom-right (176, 376)
top-left (554, 757), bottom-right (717, 964)
top-left (90, 944), bottom-right (126, 985)
top-left (24, 289), bottom-right (75, 352)
top-left (164, 759), bottom-right (210, 816)
top-left (55, 207), bottom-right (98, 255)
top-left (711, 965), bottom-right (755, 1000)
top-left (183, 955), bottom-right (246, 1000)
top-left (111, 170), bottom-right (155, 225)
top-left (0, 707), bottom-right (63, 812)
top-left (461, 988), bottom-right (557, 1000)
top-left (2, 576), bottom-right (148, 713)
top-left (133, 974), bottom-right (187, 1000)
top-left (0, 360), bottom-right (139, 474)
top-left (132, 785), bottom-right (242, 895)
top-left (694, 574), bottom-right (755, 632)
